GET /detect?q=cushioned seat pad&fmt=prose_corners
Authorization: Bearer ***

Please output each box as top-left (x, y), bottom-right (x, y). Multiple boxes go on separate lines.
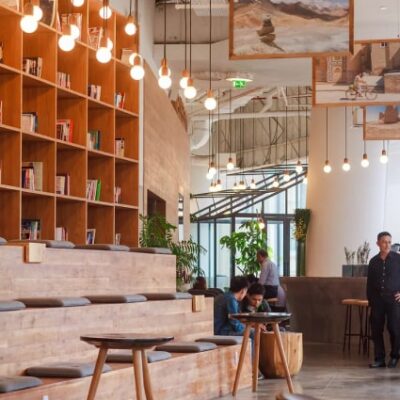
top-left (140, 292), bottom-right (192, 300)
top-left (26, 362), bottom-right (111, 378)
top-left (196, 336), bottom-right (243, 345)
top-left (85, 294), bottom-right (147, 304)
top-left (130, 247), bottom-right (172, 254)
top-left (0, 376), bottom-right (42, 393)
top-left (107, 350), bottom-right (172, 363)
top-left (0, 301), bottom-right (26, 312)
top-left (17, 297), bottom-right (91, 308)
top-left (75, 244), bottom-right (130, 251)
top-left (9, 239), bottom-right (75, 248)
top-left (155, 341), bottom-right (217, 353)
top-left (0, 237), bottom-right (6, 244)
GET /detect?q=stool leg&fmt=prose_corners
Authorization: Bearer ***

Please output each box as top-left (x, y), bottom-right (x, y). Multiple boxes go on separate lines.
top-left (358, 306), bottom-right (364, 355)
top-left (232, 324), bottom-right (251, 397)
top-left (141, 349), bottom-right (154, 400)
top-left (348, 305), bottom-right (352, 352)
top-left (343, 305), bottom-right (349, 352)
top-left (252, 324), bottom-right (261, 392)
top-left (87, 347), bottom-right (108, 400)
top-left (132, 350), bottom-right (144, 400)
top-left (272, 323), bottom-right (294, 394)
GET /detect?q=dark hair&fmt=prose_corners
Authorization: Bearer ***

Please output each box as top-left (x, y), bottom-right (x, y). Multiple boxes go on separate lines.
top-left (229, 276), bottom-right (249, 293)
top-left (377, 231), bottom-right (392, 241)
top-left (246, 274), bottom-right (258, 285)
top-left (257, 249), bottom-right (268, 258)
top-left (247, 283), bottom-right (265, 296)
top-left (193, 276), bottom-right (207, 290)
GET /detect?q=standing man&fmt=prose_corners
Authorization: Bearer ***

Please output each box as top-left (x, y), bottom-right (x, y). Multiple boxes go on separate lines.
top-left (367, 231), bottom-right (400, 368)
top-left (257, 249), bottom-right (280, 299)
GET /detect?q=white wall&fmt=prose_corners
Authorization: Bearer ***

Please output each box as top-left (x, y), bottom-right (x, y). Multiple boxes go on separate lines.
top-left (306, 107), bottom-right (395, 277)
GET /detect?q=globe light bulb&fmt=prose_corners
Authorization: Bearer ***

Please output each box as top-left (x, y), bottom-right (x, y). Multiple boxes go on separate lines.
top-left (233, 182), bottom-right (239, 190)
top-left (239, 180), bottom-right (246, 190)
top-left (33, 5), bottom-right (43, 21)
top-left (20, 15), bottom-right (38, 33)
top-left (130, 64), bottom-right (145, 80)
top-left (272, 178), bottom-right (280, 188)
top-left (58, 33), bottom-right (75, 52)
top-left (342, 158), bottom-right (351, 172)
top-left (158, 60), bottom-right (172, 89)
top-left (206, 171), bottom-right (213, 180)
top-left (99, 5), bottom-right (112, 19)
top-left (128, 52), bottom-right (138, 65)
top-left (208, 163), bottom-right (217, 177)
top-left (303, 175), bottom-right (308, 185)
top-left (226, 157), bottom-right (234, 170)
top-left (72, 0), bottom-right (85, 7)
top-left (124, 16), bottom-right (137, 36)
top-left (96, 46), bottom-right (112, 63)
top-left (283, 172), bottom-right (290, 182)
top-left (70, 23), bottom-right (80, 40)
top-left (215, 179), bottom-right (222, 191)
top-left (106, 37), bottom-right (113, 51)
top-left (204, 89), bottom-right (217, 111)
top-left (258, 219), bottom-right (265, 230)
top-left (323, 160), bottom-right (332, 174)
top-left (380, 149), bottom-right (388, 164)
top-left (179, 70), bottom-right (189, 89)
top-left (250, 179), bottom-right (256, 189)
top-left (184, 78), bottom-right (197, 99)
top-left (295, 161), bottom-right (303, 174)
top-left (361, 154), bottom-right (369, 168)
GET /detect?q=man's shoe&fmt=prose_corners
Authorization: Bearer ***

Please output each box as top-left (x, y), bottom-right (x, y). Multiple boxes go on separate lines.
top-left (369, 360), bottom-right (386, 368)
top-left (388, 358), bottom-right (399, 368)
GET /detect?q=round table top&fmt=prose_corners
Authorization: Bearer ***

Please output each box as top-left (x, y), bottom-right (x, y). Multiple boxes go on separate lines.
top-left (80, 333), bottom-right (174, 349)
top-left (230, 312), bottom-right (291, 324)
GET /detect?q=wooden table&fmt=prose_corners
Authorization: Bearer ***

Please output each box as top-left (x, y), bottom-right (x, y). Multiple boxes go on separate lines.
top-left (230, 312), bottom-right (293, 395)
top-left (81, 333), bottom-right (174, 400)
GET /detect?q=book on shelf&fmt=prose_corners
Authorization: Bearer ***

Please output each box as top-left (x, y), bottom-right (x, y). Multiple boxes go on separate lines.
top-left (114, 92), bottom-right (125, 109)
top-left (23, 57), bottom-right (43, 77)
top-left (56, 173), bottom-right (70, 195)
top-left (88, 84), bottom-right (101, 101)
top-left (115, 232), bottom-right (121, 245)
top-left (121, 48), bottom-right (135, 65)
top-left (88, 27), bottom-right (103, 49)
top-left (21, 161), bottom-right (43, 191)
top-left (56, 119), bottom-right (73, 142)
top-left (55, 226), bottom-right (68, 241)
top-left (87, 130), bottom-right (101, 150)
top-left (61, 13), bottom-right (82, 41)
top-left (57, 71), bottom-right (71, 89)
top-left (86, 228), bottom-right (96, 245)
top-left (86, 179), bottom-right (101, 201)
top-left (21, 219), bottom-right (41, 240)
top-left (0, 41), bottom-right (3, 64)
top-left (114, 186), bottom-right (121, 203)
top-left (0, 99), bottom-right (2, 124)
top-left (115, 138), bottom-right (125, 157)
top-left (21, 112), bottom-right (38, 133)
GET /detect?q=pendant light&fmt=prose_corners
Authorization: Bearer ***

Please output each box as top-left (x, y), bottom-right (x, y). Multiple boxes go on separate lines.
top-left (361, 139), bottom-right (369, 168)
top-left (72, 0), bottom-right (84, 8)
top-left (380, 140), bottom-right (389, 164)
top-left (226, 90), bottom-right (235, 170)
top-left (283, 95), bottom-right (290, 182)
top-left (238, 110), bottom-right (246, 190)
top-left (158, 0), bottom-right (172, 89)
top-left (204, 0), bottom-right (217, 111)
top-left (342, 107), bottom-right (351, 172)
top-left (20, 1), bottom-right (38, 33)
top-left (129, 53), bottom-right (145, 80)
top-left (250, 99), bottom-right (256, 189)
top-left (272, 176), bottom-right (280, 188)
top-left (99, 0), bottom-right (112, 19)
top-left (59, 24), bottom-right (76, 52)
top-left (32, 0), bottom-right (43, 21)
top-left (179, 0), bottom-right (189, 89)
top-left (207, 112), bottom-right (216, 179)
top-left (125, 0), bottom-right (137, 36)
top-left (184, 0), bottom-right (197, 99)
top-left (295, 87), bottom-right (303, 174)
top-left (214, 91), bottom-right (223, 192)
top-left (323, 108), bottom-right (332, 174)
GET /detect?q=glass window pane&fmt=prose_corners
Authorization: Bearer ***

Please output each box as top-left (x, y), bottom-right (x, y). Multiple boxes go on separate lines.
top-left (216, 219), bottom-right (231, 290)
top-left (289, 221), bottom-right (298, 276)
top-left (266, 221), bottom-right (284, 276)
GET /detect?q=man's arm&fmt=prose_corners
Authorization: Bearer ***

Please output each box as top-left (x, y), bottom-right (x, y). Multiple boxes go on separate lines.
top-left (227, 295), bottom-right (245, 334)
top-left (259, 263), bottom-right (267, 285)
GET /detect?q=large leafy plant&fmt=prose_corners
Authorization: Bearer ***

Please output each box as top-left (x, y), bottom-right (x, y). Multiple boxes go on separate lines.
top-left (220, 220), bottom-right (268, 276)
top-left (139, 214), bottom-right (175, 248)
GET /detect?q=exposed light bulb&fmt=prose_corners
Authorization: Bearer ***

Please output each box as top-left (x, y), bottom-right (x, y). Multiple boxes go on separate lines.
top-left (342, 158), bottom-right (351, 172)
top-left (179, 70), bottom-right (189, 89)
top-left (226, 157), bottom-right (235, 170)
top-left (106, 37), bottom-right (113, 50)
top-left (70, 23), bottom-right (80, 40)
top-left (215, 179), bottom-right (222, 191)
top-left (99, 5), bottom-right (112, 19)
top-left (128, 52), bottom-right (138, 65)
top-left (20, 3), bottom-right (38, 33)
top-left (250, 179), bottom-right (256, 189)
top-left (295, 161), bottom-right (303, 174)
top-left (361, 154), bottom-right (369, 168)
top-left (158, 59), bottom-right (172, 89)
top-left (238, 180), bottom-right (246, 190)
top-left (233, 182), bottom-right (239, 190)
top-left (204, 89), bottom-right (217, 111)
top-left (283, 172), bottom-right (290, 182)
top-left (208, 163), bottom-right (217, 177)
top-left (130, 64), bottom-right (145, 80)
top-left (71, 0), bottom-right (85, 7)
top-left (206, 171), bottom-right (214, 180)
top-left (96, 44), bottom-right (112, 63)
top-left (124, 15), bottom-right (137, 36)
top-left (258, 219), bottom-right (265, 230)
top-left (272, 178), bottom-right (280, 188)
top-left (158, 61), bottom-right (171, 77)
top-left (380, 149), bottom-right (388, 164)
top-left (303, 175), bottom-right (308, 185)
top-left (58, 33), bottom-right (75, 52)
top-left (184, 78), bottom-right (197, 99)
top-left (33, 5), bottom-right (43, 21)
top-left (323, 160), bottom-right (332, 174)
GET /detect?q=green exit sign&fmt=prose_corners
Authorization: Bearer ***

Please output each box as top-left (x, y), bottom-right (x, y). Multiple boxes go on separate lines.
top-left (233, 80), bottom-right (247, 89)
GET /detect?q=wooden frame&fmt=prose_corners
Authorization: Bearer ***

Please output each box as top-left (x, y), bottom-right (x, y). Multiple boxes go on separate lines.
top-left (229, 0), bottom-right (354, 60)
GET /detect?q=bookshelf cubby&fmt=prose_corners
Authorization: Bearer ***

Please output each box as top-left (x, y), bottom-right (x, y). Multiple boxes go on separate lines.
top-left (0, 0), bottom-right (140, 245)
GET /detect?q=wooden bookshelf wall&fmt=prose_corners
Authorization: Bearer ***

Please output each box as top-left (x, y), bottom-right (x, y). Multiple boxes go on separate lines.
top-left (0, 0), bottom-right (139, 246)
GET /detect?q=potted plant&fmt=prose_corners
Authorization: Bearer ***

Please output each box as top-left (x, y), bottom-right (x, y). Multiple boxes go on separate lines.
top-left (293, 208), bottom-right (311, 276)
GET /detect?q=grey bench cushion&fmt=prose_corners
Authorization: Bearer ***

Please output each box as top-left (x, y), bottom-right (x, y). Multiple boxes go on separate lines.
top-left (140, 292), bottom-right (192, 301)
top-left (130, 247), bottom-right (172, 255)
top-left (9, 239), bottom-right (75, 248)
top-left (0, 237), bottom-right (6, 244)
top-left (0, 301), bottom-right (26, 312)
top-left (196, 336), bottom-right (243, 346)
top-left (75, 244), bottom-right (130, 251)
top-left (0, 376), bottom-right (42, 393)
top-left (155, 341), bottom-right (217, 353)
top-left (26, 362), bottom-right (111, 378)
top-left (107, 350), bottom-right (171, 364)
top-left (17, 297), bottom-right (91, 308)
top-left (85, 294), bottom-right (147, 304)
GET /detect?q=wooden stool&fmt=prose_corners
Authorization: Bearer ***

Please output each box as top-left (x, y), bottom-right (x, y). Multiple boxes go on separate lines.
top-left (356, 299), bottom-right (370, 356)
top-left (230, 312), bottom-right (293, 396)
top-left (81, 333), bottom-right (173, 400)
top-left (341, 298), bottom-right (365, 353)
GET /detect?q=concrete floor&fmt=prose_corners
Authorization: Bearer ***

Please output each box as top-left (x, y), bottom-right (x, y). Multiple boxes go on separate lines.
top-left (219, 342), bottom-right (400, 400)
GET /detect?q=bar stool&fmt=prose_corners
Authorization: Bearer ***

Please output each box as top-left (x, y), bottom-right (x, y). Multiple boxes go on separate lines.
top-left (356, 299), bottom-right (370, 356)
top-left (81, 333), bottom-right (173, 400)
top-left (341, 298), bottom-right (366, 353)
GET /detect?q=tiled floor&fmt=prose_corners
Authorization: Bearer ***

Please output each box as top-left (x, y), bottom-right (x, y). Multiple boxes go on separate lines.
top-left (219, 342), bottom-right (400, 399)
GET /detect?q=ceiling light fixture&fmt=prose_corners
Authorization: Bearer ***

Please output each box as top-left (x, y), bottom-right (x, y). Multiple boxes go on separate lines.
top-left (250, 99), bottom-right (256, 189)
top-left (129, 53), bottom-right (145, 80)
top-left (99, 0), bottom-right (112, 19)
top-left (226, 89), bottom-right (235, 170)
top-left (295, 86), bottom-right (303, 174)
top-left (158, 0), bottom-right (172, 89)
top-left (272, 176), bottom-right (280, 188)
top-left (179, 0), bottom-right (189, 89)
top-left (283, 91), bottom-right (290, 181)
top-left (303, 91), bottom-right (308, 184)
top-left (380, 140), bottom-right (389, 164)
top-left (58, 24), bottom-right (76, 52)
top-left (342, 107), bottom-right (351, 172)
top-left (71, 0), bottom-right (84, 7)
top-left (20, 2), bottom-right (38, 33)
top-left (361, 138), bottom-right (369, 168)
top-left (32, 0), bottom-right (43, 21)
top-left (125, 0), bottom-right (137, 35)
top-left (184, 0), bottom-right (197, 99)
top-left (323, 108), bottom-right (332, 174)
top-left (204, 0), bottom-right (217, 111)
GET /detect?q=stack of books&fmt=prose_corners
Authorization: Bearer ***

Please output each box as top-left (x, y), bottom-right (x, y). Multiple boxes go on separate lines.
top-left (114, 92), bottom-right (125, 108)
top-left (57, 119), bottom-right (73, 142)
top-left (55, 226), bottom-right (68, 241)
top-left (22, 161), bottom-right (43, 191)
top-left (23, 57), bottom-right (43, 77)
top-left (88, 84), bottom-right (101, 101)
top-left (87, 130), bottom-right (101, 150)
top-left (56, 174), bottom-right (70, 195)
top-left (115, 138), bottom-right (125, 157)
top-left (86, 179), bottom-right (101, 201)
top-left (21, 219), bottom-right (41, 240)
top-left (57, 72), bottom-right (71, 89)
top-left (114, 186), bottom-right (121, 203)
top-left (21, 112), bottom-right (38, 133)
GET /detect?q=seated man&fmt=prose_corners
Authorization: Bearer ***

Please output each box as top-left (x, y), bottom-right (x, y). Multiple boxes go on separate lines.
top-left (193, 276), bottom-right (207, 290)
top-left (241, 283), bottom-right (271, 313)
top-left (214, 276), bottom-right (249, 336)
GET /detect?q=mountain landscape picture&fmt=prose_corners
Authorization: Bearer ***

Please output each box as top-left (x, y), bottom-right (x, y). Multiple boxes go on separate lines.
top-left (230, 0), bottom-right (351, 58)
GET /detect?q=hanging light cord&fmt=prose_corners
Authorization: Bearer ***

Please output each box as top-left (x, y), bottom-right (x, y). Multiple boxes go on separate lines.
top-left (252, 100), bottom-right (255, 169)
top-left (364, 139), bottom-right (367, 154)
top-left (326, 108), bottom-right (329, 160)
top-left (229, 89), bottom-right (232, 158)
top-left (208, 111), bottom-right (211, 167)
top-left (163, 0), bottom-right (167, 60)
top-left (217, 90), bottom-right (220, 179)
top-left (135, 0), bottom-right (138, 22)
top-left (209, 0), bottom-right (212, 91)
top-left (344, 107), bottom-right (348, 158)
top-left (298, 86), bottom-right (301, 162)
top-left (305, 91), bottom-right (308, 165)
top-left (184, 0), bottom-right (187, 70)
top-left (285, 89), bottom-right (288, 169)
top-left (189, 0), bottom-right (192, 76)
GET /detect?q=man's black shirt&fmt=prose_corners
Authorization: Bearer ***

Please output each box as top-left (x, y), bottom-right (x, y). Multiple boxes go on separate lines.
top-left (367, 251), bottom-right (400, 302)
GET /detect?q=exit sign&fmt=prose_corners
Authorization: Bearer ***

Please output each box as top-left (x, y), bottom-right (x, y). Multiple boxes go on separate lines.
top-left (233, 80), bottom-right (247, 89)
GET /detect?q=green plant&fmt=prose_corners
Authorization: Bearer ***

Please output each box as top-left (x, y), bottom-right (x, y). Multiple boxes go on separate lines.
top-left (220, 220), bottom-right (268, 276)
top-left (139, 214), bottom-right (176, 248)
top-left (293, 209), bottom-right (311, 242)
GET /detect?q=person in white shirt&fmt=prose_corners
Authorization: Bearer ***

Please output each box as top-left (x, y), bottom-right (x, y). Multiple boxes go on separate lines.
top-left (257, 249), bottom-right (280, 299)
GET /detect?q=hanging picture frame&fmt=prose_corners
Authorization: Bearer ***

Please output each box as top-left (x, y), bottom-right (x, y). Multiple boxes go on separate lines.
top-left (229, 0), bottom-right (354, 60)
top-left (363, 105), bottom-right (400, 140)
top-left (0, 0), bottom-right (19, 11)
top-left (40, 0), bottom-right (57, 27)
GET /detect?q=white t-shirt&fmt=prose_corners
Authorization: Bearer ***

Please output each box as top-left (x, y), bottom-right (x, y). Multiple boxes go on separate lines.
top-left (258, 259), bottom-right (279, 286)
